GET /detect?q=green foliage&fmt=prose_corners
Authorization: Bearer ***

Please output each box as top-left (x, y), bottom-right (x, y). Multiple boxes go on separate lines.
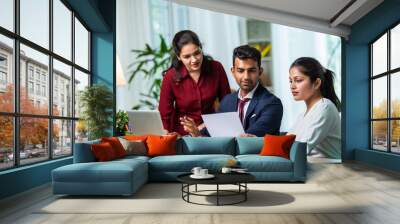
top-left (372, 99), bottom-right (400, 140)
top-left (116, 110), bottom-right (129, 135)
top-left (129, 34), bottom-right (172, 110)
top-left (79, 84), bottom-right (113, 140)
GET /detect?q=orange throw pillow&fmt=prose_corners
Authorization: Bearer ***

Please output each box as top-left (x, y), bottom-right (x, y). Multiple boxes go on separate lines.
top-left (124, 135), bottom-right (148, 141)
top-left (146, 134), bottom-right (178, 157)
top-left (259, 134), bottom-right (296, 159)
top-left (101, 137), bottom-right (127, 158)
top-left (91, 142), bottom-right (117, 161)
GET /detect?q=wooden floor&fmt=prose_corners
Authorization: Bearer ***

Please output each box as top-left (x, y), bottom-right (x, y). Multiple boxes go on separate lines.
top-left (1, 161), bottom-right (400, 224)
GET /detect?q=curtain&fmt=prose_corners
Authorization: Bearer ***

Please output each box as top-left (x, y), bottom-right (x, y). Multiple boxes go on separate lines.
top-left (116, 0), bottom-right (152, 111)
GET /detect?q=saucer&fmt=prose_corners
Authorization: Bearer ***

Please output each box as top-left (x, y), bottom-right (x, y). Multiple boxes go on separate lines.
top-left (190, 174), bottom-right (215, 179)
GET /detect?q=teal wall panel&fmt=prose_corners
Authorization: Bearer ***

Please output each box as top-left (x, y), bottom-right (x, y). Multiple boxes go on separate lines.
top-left (90, 0), bottom-right (116, 135)
top-left (66, 0), bottom-right (110, 32)
top-left (92, 32), bottom-right (114, 87)
top-left (355, 149), bottom-right (400, 172)
top-left (344, 0), bottom-right (400, 171)
top-left (0, 158), bottom-right (72, 199)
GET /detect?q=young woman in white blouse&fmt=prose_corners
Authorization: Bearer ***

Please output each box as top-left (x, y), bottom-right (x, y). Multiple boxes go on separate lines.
top-left (288, 57), bottom-right (341, 160)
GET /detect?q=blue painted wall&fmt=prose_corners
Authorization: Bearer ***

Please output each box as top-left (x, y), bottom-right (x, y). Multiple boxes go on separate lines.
top-left (91, 0), bottom-right (116, 135)
top-left (92, 32), bottom-right (114, 87)
top-left (91, 32), bottom-right (115, 136)
top-left (0, 158), bottom-right (72, 199)
top-left (0, 0), bottom-right (116, 200)
top-left (344, 0), bottom-right (400, 171)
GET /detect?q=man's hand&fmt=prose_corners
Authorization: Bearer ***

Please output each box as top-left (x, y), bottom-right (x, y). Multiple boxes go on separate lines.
top-left (239, 133), bottom-right (256, 137)
top-left (180, 116), bottom-right (202, 137)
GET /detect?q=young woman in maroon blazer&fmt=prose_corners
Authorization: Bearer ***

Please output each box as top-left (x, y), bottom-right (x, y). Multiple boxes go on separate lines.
top-left (158, 30), bottom-right (231, 135)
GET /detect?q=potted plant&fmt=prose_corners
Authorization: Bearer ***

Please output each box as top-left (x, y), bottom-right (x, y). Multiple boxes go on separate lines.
top-left (79, 84), bottom-right (113, 140)
top-left (116, 110), bottom-right (129, 136)
top-left (128, 34), bottom-right (172, 109)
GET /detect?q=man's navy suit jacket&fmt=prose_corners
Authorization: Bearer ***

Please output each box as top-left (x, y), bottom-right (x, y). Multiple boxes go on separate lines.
top-left (217, 85), bottom-right (283, 137)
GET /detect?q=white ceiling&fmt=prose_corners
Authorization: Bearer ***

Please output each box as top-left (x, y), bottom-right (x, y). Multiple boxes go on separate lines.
top-left (172, 0), bottom-right (384, 38)
top-left (226, 0), bottom-right (353, 24)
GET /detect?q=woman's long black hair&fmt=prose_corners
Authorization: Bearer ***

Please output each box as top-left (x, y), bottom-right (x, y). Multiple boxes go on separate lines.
top-left (290, 57), bottom-right (341, 111)
top-left (166, 30), bottom-right (212, 82)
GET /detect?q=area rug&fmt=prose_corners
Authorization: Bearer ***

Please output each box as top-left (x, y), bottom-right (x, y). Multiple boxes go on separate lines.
top-left (37, 183), bottom-right (361, 214)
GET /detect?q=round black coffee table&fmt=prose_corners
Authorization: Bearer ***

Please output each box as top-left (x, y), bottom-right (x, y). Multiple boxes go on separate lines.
top-left (177, 173), bottom-right (255, 206)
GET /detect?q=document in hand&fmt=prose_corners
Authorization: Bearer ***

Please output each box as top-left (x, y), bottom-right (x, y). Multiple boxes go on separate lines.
top-left (201, 112), bottom-right (245, 137)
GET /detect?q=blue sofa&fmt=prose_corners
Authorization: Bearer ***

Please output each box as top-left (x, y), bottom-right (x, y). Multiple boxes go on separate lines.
top-left (52, 137), bottom-right (306, 196)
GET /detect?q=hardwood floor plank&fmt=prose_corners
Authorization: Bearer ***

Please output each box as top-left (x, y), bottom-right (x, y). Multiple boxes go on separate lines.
top-left (1, 162), bottom-right (400, 224)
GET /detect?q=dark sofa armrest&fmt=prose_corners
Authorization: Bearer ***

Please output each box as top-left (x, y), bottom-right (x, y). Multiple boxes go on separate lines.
top-left (73, 140), bottom-right (100, 163)
top-left (289, 141), bottom-right (307, 181)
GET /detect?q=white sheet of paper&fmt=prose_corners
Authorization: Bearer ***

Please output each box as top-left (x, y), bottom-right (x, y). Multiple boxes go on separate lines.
top-left (201, 112), bottom-right (245, 137)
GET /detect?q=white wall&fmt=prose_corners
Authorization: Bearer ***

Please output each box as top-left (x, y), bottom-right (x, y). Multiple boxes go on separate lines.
top-left (271, 24), bottom-right (341, 131)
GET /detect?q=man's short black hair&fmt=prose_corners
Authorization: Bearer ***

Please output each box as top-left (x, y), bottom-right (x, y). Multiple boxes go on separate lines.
top-left (232, 45), bottom-right (261, 68)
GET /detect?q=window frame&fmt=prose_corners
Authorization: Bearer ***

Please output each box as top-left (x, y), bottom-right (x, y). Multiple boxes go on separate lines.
top-left (0, 0), bottom-right (92, 171)
top-left (370, 20), bottom-right (400, 154)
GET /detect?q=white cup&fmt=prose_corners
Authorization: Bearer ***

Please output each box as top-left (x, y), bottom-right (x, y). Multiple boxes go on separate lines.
top-left (191, 167), bottom-right (202, 176)
top-left (221, 167), bottom-right (232, 174)
top-left (199, 169), bottom-right (208, 176)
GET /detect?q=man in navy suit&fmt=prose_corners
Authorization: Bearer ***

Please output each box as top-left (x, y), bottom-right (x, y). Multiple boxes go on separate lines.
top-left (181, 45), bottom-right (283, 137)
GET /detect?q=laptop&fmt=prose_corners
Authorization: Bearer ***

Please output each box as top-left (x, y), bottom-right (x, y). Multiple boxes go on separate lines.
top-left (127, 110), bottom-right (166, 135)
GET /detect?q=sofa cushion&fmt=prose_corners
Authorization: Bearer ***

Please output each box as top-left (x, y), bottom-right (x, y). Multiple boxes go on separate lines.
top-left (177, 137), bottom-right (235, 155)
top-left (52, 159), bottom-right (147, 183)
top-left (236, 155), bottom-right (293, 172)
top-left (115, 155), bottom-right (150, 164)
top-left (148, 154), bottom-right (235, 172)
top-left (236, 137), bottom-right (263, 155)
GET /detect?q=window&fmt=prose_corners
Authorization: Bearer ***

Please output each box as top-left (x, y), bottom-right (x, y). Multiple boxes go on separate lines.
top-left (74, 18), bottom-right (89, 70)
top-left (371, 23), bottom-right (400, 154)
top-left (0, 35), bottom-right (13, 113)
top-left (35, 70), bottom-right (41, 81)
top-left (0, 0), bottom-right (91, 170)
top-left (28, 67), bottom-right (34, 80)
top-left (0, 0), bottom-right (14, 32)
top-left (53, 0), bottom-right (72, 60)
top-left (0, 71), bottom-right (6, 85)
top-left (53, 119), bottom-right (72, 158)
top-left (28, 81), bottom-right (34, 93)
top-left (0, 55), bottom-right (7, 67)
top-left (19, 117), bottom-right (49, 165)
top-left (42, 85), bottom-right (46, 97)
top-left (20, 0), bottom-right (49, 49)
top-left (53, 59), bottom-right (72, 116)
top-left (35, 83), bottom-right (40, 95)
top-left (0, 54), bottom-right (8, 87)
top-left (0, 116), bottom-right (13, 170)
top-left (74, 69), bottom-right (89, 119)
